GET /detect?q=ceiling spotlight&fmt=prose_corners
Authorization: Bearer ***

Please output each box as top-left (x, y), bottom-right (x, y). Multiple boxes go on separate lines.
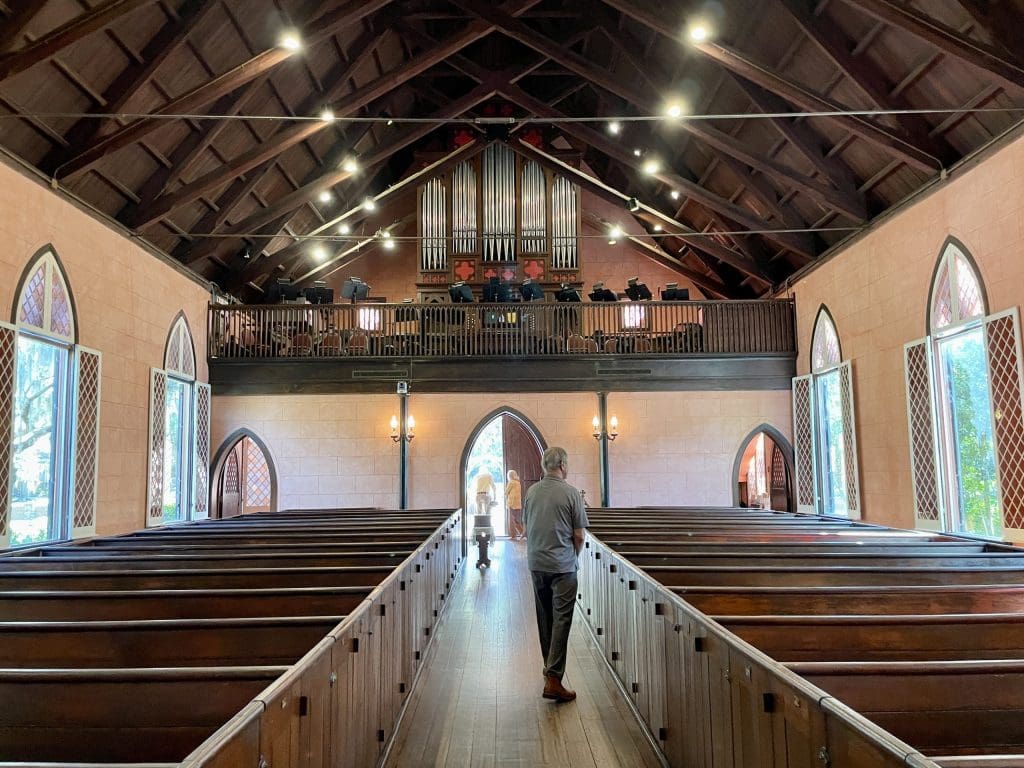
top-left (312, 245), bottom-right (328, 261)
top-left (379, 230), bottom-right (391, 239)
top-left (279, 30), bottom-right (302, 51)
top-left (670, 189), bottom-right (680, 200)
top-left (363, 198), bottom-right (377, 212)
top-left (665, 103), bottom-right (684, 120)
top-left (642, 159), bottom-right (660, 176)
top-left (689, 24), bottom-right (710, 43)
top-left (386, 118), bottom-right (394, 126)
top-left (383, 236), bottom-right (396, 250)
top-left (608, 225), bottom-right (624, 244)
top-left (338, 223), bottom-right (351, 235)
top-left (653, 224), bottom-right (663, 232)
top-left (342, 157), bottom-right (359, 174)
top-left (320, 108), bottom-right (335, 123)
top-left (318, 190), bottom-right (333, 204)
top-left (633, 148), bottom-right (642, 157)
top-left (608, 121), bottom-right (621, 135)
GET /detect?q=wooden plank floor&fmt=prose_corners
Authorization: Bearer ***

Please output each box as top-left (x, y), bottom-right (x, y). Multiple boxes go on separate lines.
top-left (385, 539), bottom-right (665, 768)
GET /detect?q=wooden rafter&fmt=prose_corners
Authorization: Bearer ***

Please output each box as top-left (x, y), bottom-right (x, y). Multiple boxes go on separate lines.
top-left (0, 0), bottom-right (47, 53)
top-left (184, 83), bottom-right (498, 268)
top-left (957, 0), bottom-right (1024, 60)
top-left (124, 0), bottom-right (541, 227)
top-left (512, 134), bottom-right (769, 284)
top-left (0, 0), bottom-right (158, 83)
top-left (843, 0), bottom-right (1024, 92)
top-left (776, 0), bottom-right (957, 165)
top-left (449, 0), bottom-right (865, 223)
top-left (596, 0), bottom-right (940, 173)
top-left (40, 0), bottom-right (222, 175)
top-left (53, 0), bottom-right (394, 182)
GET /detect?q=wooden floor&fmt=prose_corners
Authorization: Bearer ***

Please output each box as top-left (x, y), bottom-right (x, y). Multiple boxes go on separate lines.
top-left (385, 539), bottom-right (665, 768)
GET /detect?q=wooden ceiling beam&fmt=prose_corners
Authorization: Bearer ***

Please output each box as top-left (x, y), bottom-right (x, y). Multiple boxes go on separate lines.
top-left (511, 132), bottom-right (770, 283)
top-left (53, 0), bottom-right (394, 182)
top-left (581, 211), bottom-right (737, 298)
top-left (0, 0), bottom-right (157, 83)
top-left (0, 0), bottom-right (48, 53)
top-left (501, 81), bottom-right (807, 261)
top-left (183, 85), bottom-right (496, 268)
top-left (597, 0), bottom-right (941, 173)
top-left (957, 0), bottom-right (1024, 60)
top-left (228, 145), bottom-right (481, 290)
top-left (449, 0), bottom-right (864, 222)
top-left (126, 0), bottom-right (540, 227)
top-left (730, 75), bottom-right (862, 195)
top-left (842, 0), bottom-right (1024, 92)
top-left (40, 0), bottom-right (221, 174)
top-left (776, 0), bottom-right (957, 165)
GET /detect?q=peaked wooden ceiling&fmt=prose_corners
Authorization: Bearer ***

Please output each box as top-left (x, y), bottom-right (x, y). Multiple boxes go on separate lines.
top-left (1, 0), bottom-right (1023, 301)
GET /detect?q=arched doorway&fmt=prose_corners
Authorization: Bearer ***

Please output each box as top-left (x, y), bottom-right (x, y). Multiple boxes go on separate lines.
top-left (460, 409), bottom-right (546, 538)
top-left (732, 425), bottom-right (795, 512)
top-left (210, 430), bottom-right (277, 518)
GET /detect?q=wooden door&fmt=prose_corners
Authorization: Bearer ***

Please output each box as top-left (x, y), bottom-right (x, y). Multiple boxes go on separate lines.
top-left (218, 446), bottom-right (242, 519)
top-left (501, 414), bottom-right (542, 534)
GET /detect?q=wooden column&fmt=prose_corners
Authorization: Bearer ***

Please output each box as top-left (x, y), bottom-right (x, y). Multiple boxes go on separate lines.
top-left (399, 392), bottom-right (410, 510)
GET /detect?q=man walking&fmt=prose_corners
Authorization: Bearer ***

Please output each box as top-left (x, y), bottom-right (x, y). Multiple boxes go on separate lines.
top-left (523, 446), bottom-right (589, 702)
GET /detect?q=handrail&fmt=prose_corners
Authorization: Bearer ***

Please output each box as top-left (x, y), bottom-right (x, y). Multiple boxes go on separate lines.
top-left (207, 299), bottom-right (796, 360)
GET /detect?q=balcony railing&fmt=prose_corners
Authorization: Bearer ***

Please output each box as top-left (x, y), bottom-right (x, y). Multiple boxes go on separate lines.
top-left (208, 299), bottom-right (796, 360)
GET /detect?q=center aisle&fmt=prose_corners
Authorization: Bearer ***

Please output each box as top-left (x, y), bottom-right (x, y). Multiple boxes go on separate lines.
top-left (385, 539), bottom-right (665, 768)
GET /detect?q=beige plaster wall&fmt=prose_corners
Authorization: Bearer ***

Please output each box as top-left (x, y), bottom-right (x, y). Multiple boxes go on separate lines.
top-left (211, 390), bottom-right (791, 511)
top-left (788, 130), bottom-right (1024, 529)
top-left (0, 159), bottom-right (210, 536)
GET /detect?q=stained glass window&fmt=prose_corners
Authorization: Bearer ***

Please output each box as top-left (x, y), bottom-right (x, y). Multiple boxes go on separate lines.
top-left (932, 244), bottom-right (985, 331)
top-left (811, 309), bottom-right (841, 373)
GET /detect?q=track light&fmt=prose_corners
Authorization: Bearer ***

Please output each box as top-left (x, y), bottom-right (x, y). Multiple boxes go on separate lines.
top-left (670, 190), bottom-right (680, 200)
top-left (688, 24), bottom-right (710, 43)
top-left (320, 108), bottom-right (335, 123)
top-left (642, 159), bottom-right (660, 176)
top-left (608, 121), bottom-right (621, 135)
top-left (608, 225), bottom-right (623, 244)
top-left (363, 198), bottom-right (377, 212)
top-left (665, 103), bottom-right (684, 119)
top-left (312, 246), bottom-right (327, 261)
top-left (342, 157), bottom-right (359, 174)
top-left (279, 30), bottom-right (302, 51)
top-left (318, 190), bottom-right (333, 204)
top-left (338, 223), bottom-right (351, 235)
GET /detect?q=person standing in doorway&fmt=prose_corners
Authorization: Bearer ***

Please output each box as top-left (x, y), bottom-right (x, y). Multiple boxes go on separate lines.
top-left (505, 469), bottom-right (523, 540)
top-left (523, 446), bottom-right (589, 702)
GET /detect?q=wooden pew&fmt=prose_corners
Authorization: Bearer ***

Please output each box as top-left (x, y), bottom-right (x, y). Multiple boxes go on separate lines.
top-left (716, 614), bottom-right (1024, 661)
top-left (0, 667), bottom-right (286, 763)
top-left (643, 564), bottom-right (1024, 586)
top-left (0, 551), bottom-right (414, 570)
top-left (0, 616), bottom-right (343, 667)
top-left (0, 585), bottom-right (375, 620)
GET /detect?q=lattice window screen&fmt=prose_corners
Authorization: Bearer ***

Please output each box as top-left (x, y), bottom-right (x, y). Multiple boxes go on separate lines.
top-left (984, 309), bottom-right (1024, 538)
top-left (837, 361), bottom-right (862, 519)
top-left (70, 347), bottom-right (101, 539)
top-left (193, 383), bottom-right (211, 520)
top-left (244, 437), bottom-right (272, 511)
top-left (164, 316), bottom-right (195, 380)
top-left (146, 368), bottom-right (168, 527)
top-left (792, 374), bottom-right (816, 513)
top-left (0, 322), bottom-right (16, 549)
top-left (904, 339), bottom-right (943, 530)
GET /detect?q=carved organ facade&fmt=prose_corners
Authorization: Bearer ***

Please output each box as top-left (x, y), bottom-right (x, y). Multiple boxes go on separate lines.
top-left (417, 142), bottom-right (581, 300)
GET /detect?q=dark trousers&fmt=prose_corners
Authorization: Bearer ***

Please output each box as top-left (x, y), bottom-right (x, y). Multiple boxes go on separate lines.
top-left (531, 570), bottom-right (578, 680)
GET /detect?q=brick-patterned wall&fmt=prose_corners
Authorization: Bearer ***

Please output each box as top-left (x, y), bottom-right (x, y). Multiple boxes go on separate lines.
top-left (788, 130), bottom-right (1024, 529)
top-left (0, 159), bottom-right (210, 537)
top-left (211, 391), bottom-right (790, 511)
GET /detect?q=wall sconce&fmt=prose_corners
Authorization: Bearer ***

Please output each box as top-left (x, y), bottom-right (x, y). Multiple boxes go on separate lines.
top-left (390, 414), bottom-right (415, 442)
top-left (592, 414), bottom-right (619, 441)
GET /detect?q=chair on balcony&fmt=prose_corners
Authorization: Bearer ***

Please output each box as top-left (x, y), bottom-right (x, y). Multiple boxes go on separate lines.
top-left (290, 332), bottom-right (313, 356)
top-left (603, 338), bottom-right (619, 354)
top-left (567, 334), bottom-right (598, 353)
top-left (347, 330), bottom-right (369, 355)
top-left (635, 337), bottom-right (652, 353)
top-left (319, 330), bottom-right (343, 356)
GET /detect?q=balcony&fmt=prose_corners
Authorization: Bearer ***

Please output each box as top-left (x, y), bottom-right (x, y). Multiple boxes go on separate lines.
top-left (207, 300), bottom-right (796, 394)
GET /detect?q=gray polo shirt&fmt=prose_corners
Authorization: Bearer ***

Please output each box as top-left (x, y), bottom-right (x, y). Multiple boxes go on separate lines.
top-left (524, 474), bottom-right (589, 573)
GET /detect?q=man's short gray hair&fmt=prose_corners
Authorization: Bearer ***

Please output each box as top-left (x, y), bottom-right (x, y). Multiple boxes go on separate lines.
top-left (542, 446), bottom-right (568, 471)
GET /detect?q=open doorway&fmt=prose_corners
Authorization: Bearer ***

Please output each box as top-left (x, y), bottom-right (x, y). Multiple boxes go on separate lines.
top-left (211, 430), bottom-right (277, 518)
top-left (462, 409), bottom-right (545, 538)
top-left (733, 426), bottom-right (795, 512)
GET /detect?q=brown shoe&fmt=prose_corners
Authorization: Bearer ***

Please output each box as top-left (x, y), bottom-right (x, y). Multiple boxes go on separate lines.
top-left (542, 674), bottom-right (576, 702)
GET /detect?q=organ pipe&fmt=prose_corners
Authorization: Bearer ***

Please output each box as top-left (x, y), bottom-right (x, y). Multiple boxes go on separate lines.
top-left (521, 160), bottom-right (545, 253)
top-left (482, 143), bottom-right (516, 261)
top-left (551, 176), bottom-right (578, 270)
top-left (453, 161), bottom-right (476, 254)
top-left (419, 178), bottom-right (447, 271)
